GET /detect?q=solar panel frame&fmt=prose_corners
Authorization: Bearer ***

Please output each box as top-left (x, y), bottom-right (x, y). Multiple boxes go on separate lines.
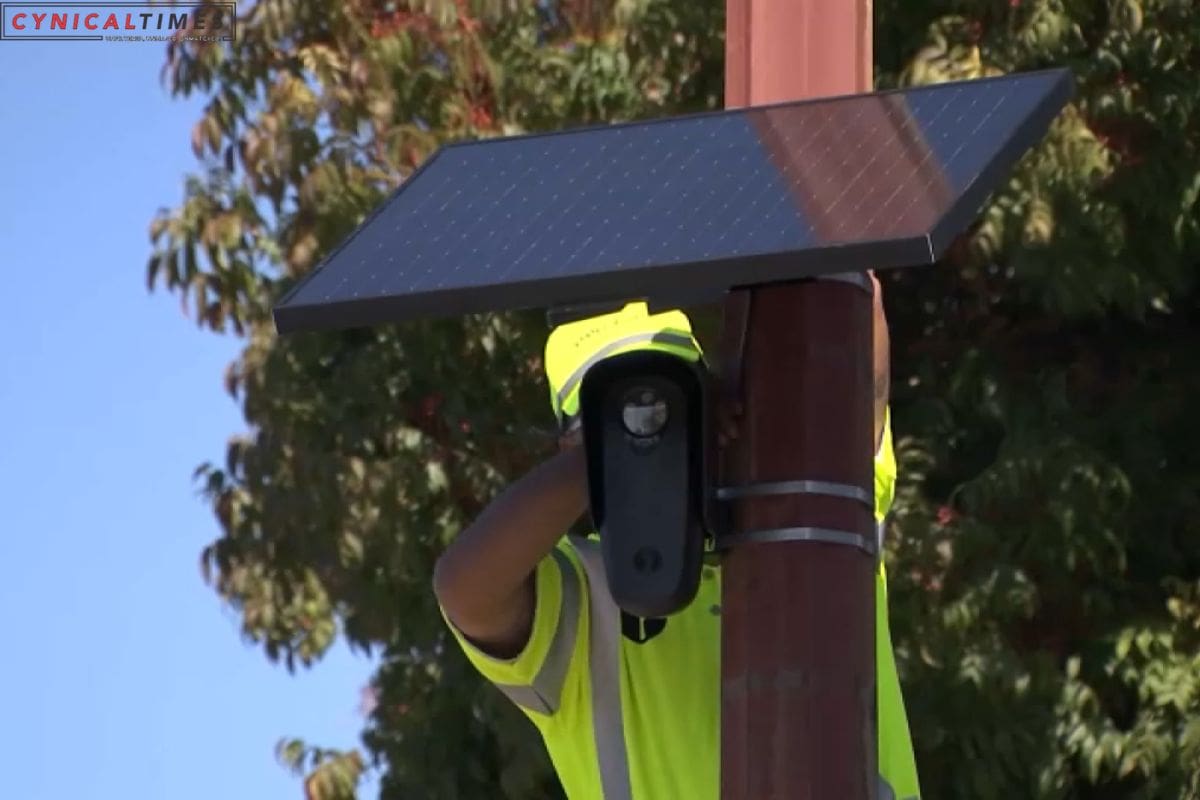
top-left (274, 68), bottom-right (1074, 334)
top-left (925, 70), bottom-right (1074, 256)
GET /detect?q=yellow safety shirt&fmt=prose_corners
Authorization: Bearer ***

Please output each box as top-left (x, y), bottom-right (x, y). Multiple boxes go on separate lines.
top-left (443, 414), bottom-right (921, 799)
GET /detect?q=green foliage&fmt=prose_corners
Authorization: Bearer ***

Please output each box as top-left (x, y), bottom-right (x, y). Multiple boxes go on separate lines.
top-left (149, 0), bottom-right (1200, 797)
top-left (877, 1), bottom-right (1200, 797)
top-left (278, 739), bottom-right (366, 800)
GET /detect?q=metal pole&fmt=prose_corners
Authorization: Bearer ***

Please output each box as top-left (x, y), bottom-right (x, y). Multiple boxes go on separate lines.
top-left (720, 2), bottom-right (877, 799)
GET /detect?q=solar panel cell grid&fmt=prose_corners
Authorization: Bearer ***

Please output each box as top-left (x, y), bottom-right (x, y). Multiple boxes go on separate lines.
top-left (275, 69), bottom-right (1073, 332)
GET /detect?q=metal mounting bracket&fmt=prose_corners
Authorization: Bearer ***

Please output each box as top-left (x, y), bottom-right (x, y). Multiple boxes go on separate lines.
top-left (713, 478), bottom-right (877, 555)
top-left (716, 479), bottom-right (871, 508)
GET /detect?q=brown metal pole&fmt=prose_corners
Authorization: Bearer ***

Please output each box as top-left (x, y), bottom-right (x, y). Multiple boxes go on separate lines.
top-left (720, 2), bottom-right (877, 799)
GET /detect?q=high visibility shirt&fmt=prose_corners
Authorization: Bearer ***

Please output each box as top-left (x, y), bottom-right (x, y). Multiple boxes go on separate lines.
top-left (444, 414), bottom-right (921, 799)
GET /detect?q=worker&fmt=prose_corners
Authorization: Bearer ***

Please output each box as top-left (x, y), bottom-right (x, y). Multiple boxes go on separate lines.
top-left (433, 275), bottom-right (921, 799)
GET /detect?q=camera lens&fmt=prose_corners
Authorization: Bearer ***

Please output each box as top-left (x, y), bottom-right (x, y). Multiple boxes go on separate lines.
top-left (621, 387), bottom-right (668, 437)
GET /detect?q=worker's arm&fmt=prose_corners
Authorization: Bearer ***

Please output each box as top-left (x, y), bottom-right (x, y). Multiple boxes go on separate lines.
top-left (433, 443), bottom-right (587, 659)
top-left (871, 271), bottom-right (890, 450)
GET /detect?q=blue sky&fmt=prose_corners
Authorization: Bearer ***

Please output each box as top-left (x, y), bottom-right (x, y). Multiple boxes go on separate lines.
top-left (0, 39), bottom-right (379, 799)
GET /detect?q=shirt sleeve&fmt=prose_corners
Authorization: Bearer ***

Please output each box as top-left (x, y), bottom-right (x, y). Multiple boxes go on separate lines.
top-left (874, 406), bottom-right (897, 523)
top-left (440, 542), bottom-right (586, 717)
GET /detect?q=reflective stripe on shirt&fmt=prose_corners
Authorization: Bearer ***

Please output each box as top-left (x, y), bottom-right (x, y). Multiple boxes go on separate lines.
top-left (571, 535), bottom-right (635, 800)
top-left (494, 547), bottom-right (581, 714)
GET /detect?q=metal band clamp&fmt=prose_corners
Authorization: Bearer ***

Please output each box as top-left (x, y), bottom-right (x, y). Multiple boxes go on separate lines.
top-left (717, 526), bottom-right (877, 555)
top-left (716, 479), bottom-right (872, 508)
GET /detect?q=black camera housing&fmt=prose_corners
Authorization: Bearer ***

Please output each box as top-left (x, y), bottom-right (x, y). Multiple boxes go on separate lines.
top-left (579, 350), bottom-right (708, 618)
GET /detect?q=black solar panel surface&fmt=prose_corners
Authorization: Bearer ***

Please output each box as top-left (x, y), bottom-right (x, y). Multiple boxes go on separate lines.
top-left (275, 69), bottom-right (1072, 332)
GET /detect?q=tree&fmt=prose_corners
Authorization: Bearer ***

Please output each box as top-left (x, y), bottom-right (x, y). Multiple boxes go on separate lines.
top-left (148, 0), bottom-right (1200, 797)
top-left (874, 2), bottom-right (1200, 797)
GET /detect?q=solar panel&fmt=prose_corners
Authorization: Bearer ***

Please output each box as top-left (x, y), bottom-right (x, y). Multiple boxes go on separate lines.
top-left (274, 69), bottom-right (1073, 333)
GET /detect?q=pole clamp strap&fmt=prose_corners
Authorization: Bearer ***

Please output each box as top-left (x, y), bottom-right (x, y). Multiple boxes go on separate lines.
top-left (716, 479), bottom-right (872, 509)
top-left (717, 526), bottom-right (877, 555)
